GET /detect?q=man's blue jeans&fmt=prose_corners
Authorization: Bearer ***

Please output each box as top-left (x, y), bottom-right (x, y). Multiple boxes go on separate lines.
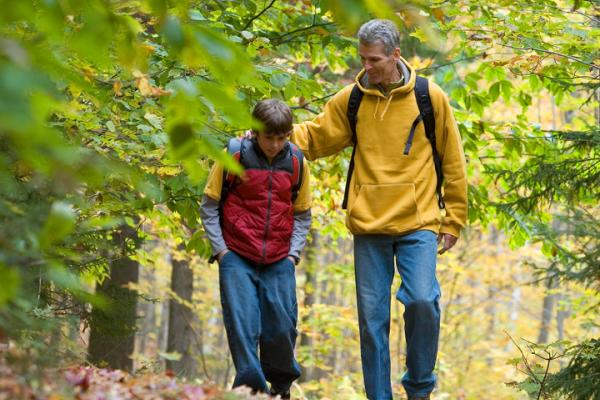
top-left (218, 250), bottom-right (301, 393)
top-left (354, 230), bottom-right (440, 399)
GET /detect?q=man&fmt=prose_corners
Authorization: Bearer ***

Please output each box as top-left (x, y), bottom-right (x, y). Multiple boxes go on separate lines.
top-left (291, 19), bottom-right (467, 400)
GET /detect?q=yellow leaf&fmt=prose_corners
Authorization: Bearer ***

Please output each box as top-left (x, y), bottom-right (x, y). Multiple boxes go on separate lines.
top-left (399, 11), bottom-right (414, 28)
top-left (81, 66), bottom-right (95, 83)
top-left (134, 70), bottom-right (171, 97)
top-left (142, 44), bottom-right (156, 53)
top-left (150, 86), bottom-right (171, 97)
top-left (136, 75), bottom-right (153, 96)
top-left (431, 8), bottom-right (445, 22)
top-left (113, 80), bottom-right (123, 96)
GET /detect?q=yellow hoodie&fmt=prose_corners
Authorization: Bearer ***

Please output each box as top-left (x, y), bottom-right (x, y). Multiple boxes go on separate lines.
top-left (292, 57), bottom-right (467, 237)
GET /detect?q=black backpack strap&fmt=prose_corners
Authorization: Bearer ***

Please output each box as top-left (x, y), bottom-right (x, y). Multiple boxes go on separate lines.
top-left (220, 138), bottom-right (245, 204)
top-left (342, 85), bottom-right (364, 209)
top-left (289, 143), bottom-right (304, 202)
top-left (413, 76), bottom-right (445, 209)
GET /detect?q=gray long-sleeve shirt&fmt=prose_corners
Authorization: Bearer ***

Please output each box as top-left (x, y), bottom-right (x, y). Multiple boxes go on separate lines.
top-left (199, 195), bottom-right (312, 262)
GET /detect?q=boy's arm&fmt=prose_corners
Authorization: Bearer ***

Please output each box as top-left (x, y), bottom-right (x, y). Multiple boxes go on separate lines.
top-left (289, 209), bottom-right (311, 264)
top-left (199, 195), bottom-right (227, 261)
top-left (199, 163), bottom-right (228, 262)
top-left (289, 158), bottom-right (312, 264)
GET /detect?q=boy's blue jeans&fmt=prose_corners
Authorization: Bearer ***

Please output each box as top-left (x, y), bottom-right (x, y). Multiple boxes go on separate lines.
top-left (354, 230), bottom-right (440, 399)
top-left (218, 250), bottom-right (301, 393)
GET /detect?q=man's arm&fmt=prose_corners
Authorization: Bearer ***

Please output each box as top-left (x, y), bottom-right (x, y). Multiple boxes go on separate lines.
top-left (291, 85), bottom-right (355, 160)
top-left (430, 83), bottom-right (468, 242)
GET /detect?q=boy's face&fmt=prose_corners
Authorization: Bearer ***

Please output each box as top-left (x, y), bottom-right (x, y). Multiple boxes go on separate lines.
top-left (255, 131), bottom-right (290, 161)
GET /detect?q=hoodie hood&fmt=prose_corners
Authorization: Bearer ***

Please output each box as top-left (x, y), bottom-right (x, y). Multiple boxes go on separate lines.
top-left (355, 57), bottom-right (416, 120)
top-left (356, 56), bottom-right (415, 97)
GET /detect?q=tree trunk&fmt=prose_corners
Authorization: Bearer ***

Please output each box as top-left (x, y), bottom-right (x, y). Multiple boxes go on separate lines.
top-left (538, 277), bottom-right (557, 344)
top-left (159, 296), bottom-right (170, 361)
top-left (486, 227), bottom-right (499, 366)
top-left (137, 265), bottom-right (156, 360)
top-left (88, 224), bottom-right (140, 371)
top-left (556, 292), bottom-right (570, 368)
top-left (166, 246), bottom-right (196, 378)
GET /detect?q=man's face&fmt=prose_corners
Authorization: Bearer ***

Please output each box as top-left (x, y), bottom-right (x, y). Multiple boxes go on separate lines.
top-left (255, 131), bottom-right (289, 161)
top-left (359, 41), bottom-right (400, 85)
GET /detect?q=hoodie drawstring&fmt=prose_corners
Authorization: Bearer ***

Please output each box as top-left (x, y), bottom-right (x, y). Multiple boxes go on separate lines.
top-left (373, 93), bottom-right (395, 120)
top-left (373, 97), bottom-right (381, 120)
top-left (380, 93), bottom-right (394, 120)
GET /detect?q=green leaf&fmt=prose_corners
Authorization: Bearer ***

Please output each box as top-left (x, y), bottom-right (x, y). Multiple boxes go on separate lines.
top-left (189, 9), bottom-right (207, 21)
top-left (186, 230), bottom-right (212, 258)
top-left (163, 15), bottom-right (185, 52)
top-left (518, 382), bottom-right (540, 395)
top-left (517, 91), bottom-right (532, 108)
top-left (500, 80), bottom-right (513, 103)
top-left (489, 82), bottom-right (501, 102)
top-left (506, 357), bottom-right (522, 366)
top-left (168, 123), bottom-right (196, 159)
top-left (269, 72), bottom-right (291, 89)
top-left (528, 74), bottom-right (542, 91)
top-left (0, 263), bottom-right (20, 307)
top-left (39, 202), bottom-right (76, 248)
top-left (144, 112), bottom-right (163, 130)
top-left (240, 30), bottom-right (254, 41)
top-left (46, 264), bottom-right (84, 292)
top-left (465, 73), bottom-right (480, 90)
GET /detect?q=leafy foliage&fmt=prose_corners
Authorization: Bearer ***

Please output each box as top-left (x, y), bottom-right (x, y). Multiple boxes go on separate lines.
top-left (1, 0), bottom-right (598, 398)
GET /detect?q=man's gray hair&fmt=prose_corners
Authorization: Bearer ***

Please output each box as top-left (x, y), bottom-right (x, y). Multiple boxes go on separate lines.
top-left (357, 19), bottom-right (400, 55)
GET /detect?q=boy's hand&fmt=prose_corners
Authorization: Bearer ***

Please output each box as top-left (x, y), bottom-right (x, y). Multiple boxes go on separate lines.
top-left (287, 256), bottom-right (297, 265)
top-left (216, 249), bottom-right (230, 263)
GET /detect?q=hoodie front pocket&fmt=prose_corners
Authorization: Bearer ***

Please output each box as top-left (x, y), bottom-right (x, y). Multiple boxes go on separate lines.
top-left (348, 183), bottom-right (422, 233)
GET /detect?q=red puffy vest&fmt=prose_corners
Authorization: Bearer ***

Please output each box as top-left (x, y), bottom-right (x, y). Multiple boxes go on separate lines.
top-left (221, 138), bottom-right (303, 264)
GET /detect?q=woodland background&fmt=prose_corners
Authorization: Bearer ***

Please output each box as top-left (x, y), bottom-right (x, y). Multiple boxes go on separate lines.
top-left (0, 0), bottom-right (598, 399)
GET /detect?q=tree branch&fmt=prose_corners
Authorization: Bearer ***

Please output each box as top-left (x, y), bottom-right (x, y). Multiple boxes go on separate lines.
top-left (506, 331), bottom-right (542, 385)
top-left (499, 43), bottom-right (599, 70)
top-left (241, 0), bottom-right (277, 31)
top-left (291, 105), bottom-right (319, 114)
top-left (300, 92), bottom-right (336, 106)
top-left (417, 53), bottom-right (488, 72)
top-left (272, 22), bottom-right (335, 43)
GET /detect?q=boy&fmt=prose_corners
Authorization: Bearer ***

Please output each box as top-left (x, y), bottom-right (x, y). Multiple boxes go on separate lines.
top-left (200, 99), bottom-right (311, 399)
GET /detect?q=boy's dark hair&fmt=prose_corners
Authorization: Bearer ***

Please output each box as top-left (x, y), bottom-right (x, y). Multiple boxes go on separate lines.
top-left (252, 99), bottom-right (293, 135)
